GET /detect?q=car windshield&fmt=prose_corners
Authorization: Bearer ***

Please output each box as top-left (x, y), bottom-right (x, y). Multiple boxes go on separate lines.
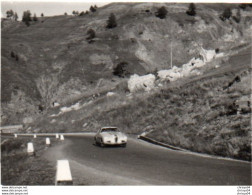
top-left (101, 128), bottom-right (118, 133)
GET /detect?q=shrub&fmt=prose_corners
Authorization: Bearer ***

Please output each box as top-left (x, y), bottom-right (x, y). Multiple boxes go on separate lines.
top-left (33, 14), bottom-right (38, 21)
top-left (90, 6), bottom-right (96, 13)
top-left (41, 13), bottom-right (44, 17)
top-left (106, 13), bottom-right (117, 29)
top-left (113, 62), bottom-right (129, 78)
top-left (186, 3), bottom-right (196, 16)
top-left (6, 10), bottom-right (14, 19)
top-left (10, 51), bottom-right (15, 58)
top-left (86, 29), bottom-right (96, 40)
top-left (156, 6), bottom-right (168, 19)
top-left (220, 8), bottom-right (232, 21)
top-left (79, 11), bottom-right (85, 16)
top-left (22, 10), bottom-right (32, 26)
top-left (239, 4), bottom-right (247, 10)
top-left (14, 12), bottom-right (18, 21)
top-left (64, 12), bottom-right (68, 16)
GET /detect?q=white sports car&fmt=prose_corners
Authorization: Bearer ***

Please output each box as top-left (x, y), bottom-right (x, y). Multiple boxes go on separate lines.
top-left (94, 127), bottom-right (127, 147)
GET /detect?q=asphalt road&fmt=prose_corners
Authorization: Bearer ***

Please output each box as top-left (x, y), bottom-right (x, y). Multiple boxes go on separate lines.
top-left (43, 134), bottom-right (251, 185)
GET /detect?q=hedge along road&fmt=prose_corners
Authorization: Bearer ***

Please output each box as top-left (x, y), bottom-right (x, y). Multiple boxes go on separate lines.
top-left (42, 134), bottom-right (251, 185)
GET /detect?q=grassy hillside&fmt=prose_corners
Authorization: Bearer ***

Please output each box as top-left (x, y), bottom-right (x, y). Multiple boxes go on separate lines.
top-left (1, 3), bottom-right (251, 160)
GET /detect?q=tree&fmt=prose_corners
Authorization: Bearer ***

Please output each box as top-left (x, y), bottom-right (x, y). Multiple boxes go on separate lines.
top-left (22, 10), bottom-right (32, 26)
top-left (79, 11), bottom-right (85, 16)
top-left (86, 29), bottom-right (96, 40)
top-left (90, 5), bottom-right (96, 13)
top-left (220, 8), bottom-right (232, 21)
top-left (106, 13), bottom-right (117, 29)
top-left (64, 12), bottom-right (68, 16)
top-left (33, 13), bottom-right (38, 21)
top-left (72, 10), bottom-right (79, 16)
top-left (14, 12), bottom-right (18, 21)
top-left (94, 5), bottom-right (98, 9)
top-left (156, 6), bottom-right (168, 19)
top-left (6, 10), bottom-right (14, 19)
top-left (186, 3), bottom-right (196, 16)
top-left (41, 13), bottom-right (44, 17)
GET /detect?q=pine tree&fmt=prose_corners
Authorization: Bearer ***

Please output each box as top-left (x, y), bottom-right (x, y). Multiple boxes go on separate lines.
top-left (90, 6), bottom-right (96, 13)
top-left (22, 10), bottom-right (32, 26)
top-left (6, 10), bottom-right (14, 19)
top-left (14, 12), bottom-right (18, 21)
top-left (186, 3), bottom-right (196, 16)
top-left (33, 13), bottom-right (38, 21)
top-left (156, 6), bottom-right (168, 19)
top-left (220, 8), bottom-right (232, 21)
top-left (106, 13), bottom-right (117, 28)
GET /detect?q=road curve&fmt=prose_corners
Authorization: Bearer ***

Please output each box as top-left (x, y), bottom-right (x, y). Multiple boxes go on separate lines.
top-left (44, 134), bottom-right (251, 185)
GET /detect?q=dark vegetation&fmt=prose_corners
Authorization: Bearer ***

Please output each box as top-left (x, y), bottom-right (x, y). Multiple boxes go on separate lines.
top-left (156, 6), bottom-right (168, 19)
top-left (220, 8), bottom-right (232, 21)
top-left (1, 137), bottom-right (57, 185)
top-left (106, 13), bottom-right (117, 28)
top-left (186, 3), bottom-right (196, 16)
top-left (86, 29), bottom-right (96, 40)
top-left (22, 10), bottom-right (32, 26)
top-left (113, 62), bottom-right (130, 78)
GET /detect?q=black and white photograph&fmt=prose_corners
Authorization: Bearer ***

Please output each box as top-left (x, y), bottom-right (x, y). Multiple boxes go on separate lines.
top-left (0, 0), bottom-right (251, 191)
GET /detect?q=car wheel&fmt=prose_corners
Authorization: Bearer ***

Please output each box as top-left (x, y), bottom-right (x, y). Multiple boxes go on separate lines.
top-left (93, 138), bottom-right (97, 146)
top-left (121, 143), bottom-right (127, 148)
top-left (100, 138), bottom-right (104, 147)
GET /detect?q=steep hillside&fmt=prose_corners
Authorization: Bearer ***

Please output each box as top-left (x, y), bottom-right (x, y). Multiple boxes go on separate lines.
top-left (2, 3), bottom-right (251, 125)
top-left (1, 3), bottom-right (251, 160)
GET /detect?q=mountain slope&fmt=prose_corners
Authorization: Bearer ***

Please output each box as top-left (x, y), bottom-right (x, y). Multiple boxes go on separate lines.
top-left (1, 3), bottom-right (251, 160)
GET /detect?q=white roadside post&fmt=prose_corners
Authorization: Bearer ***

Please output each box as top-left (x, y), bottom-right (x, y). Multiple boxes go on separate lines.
top-left (27, 142), bottom-right (34, 155)
top-left (55, 134), bottom-right (59, 139)
top-left (14, 134), bottom-right (17, 138)
top-left (34, 134), bottom-right (37, 138)
top-left (46, 137), bottom-right (51, 146)
top-left (55, 160), bottom-right (73, 185)
top-left (60, 135), bottom-right (64, 141)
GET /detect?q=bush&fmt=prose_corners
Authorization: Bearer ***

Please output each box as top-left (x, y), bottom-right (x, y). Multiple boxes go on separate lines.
top-left (79, 11), bottom-right (85, 16)
top-left (113, 62), bottom-right (129, 78)
top-left (156, 6), bottom-right (168, 19)
top-left (90, 6), bottom-right (96, 13)
top-left (220, 8), bottom-right (232, 21)
top-left (22, 10), bottom-right (32, 26)
top-left (106, 13), bottom-right (117, 29)
top-left (33, 14), bottom-right (38, 21)
top-left (239, 4), bottom-right (247, 10)
top-left (86, 29), bottom-right (96, 40)
top-left (11, 51), bottom-right (15, 58)
top-left (6, 10), bottom-right (14, 19)
top-left (186, 3), bottom-right (196, 16)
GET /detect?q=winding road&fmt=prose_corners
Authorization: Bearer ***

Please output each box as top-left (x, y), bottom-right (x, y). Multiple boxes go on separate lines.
top-left (43, 134), bottom-right (251, 185)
